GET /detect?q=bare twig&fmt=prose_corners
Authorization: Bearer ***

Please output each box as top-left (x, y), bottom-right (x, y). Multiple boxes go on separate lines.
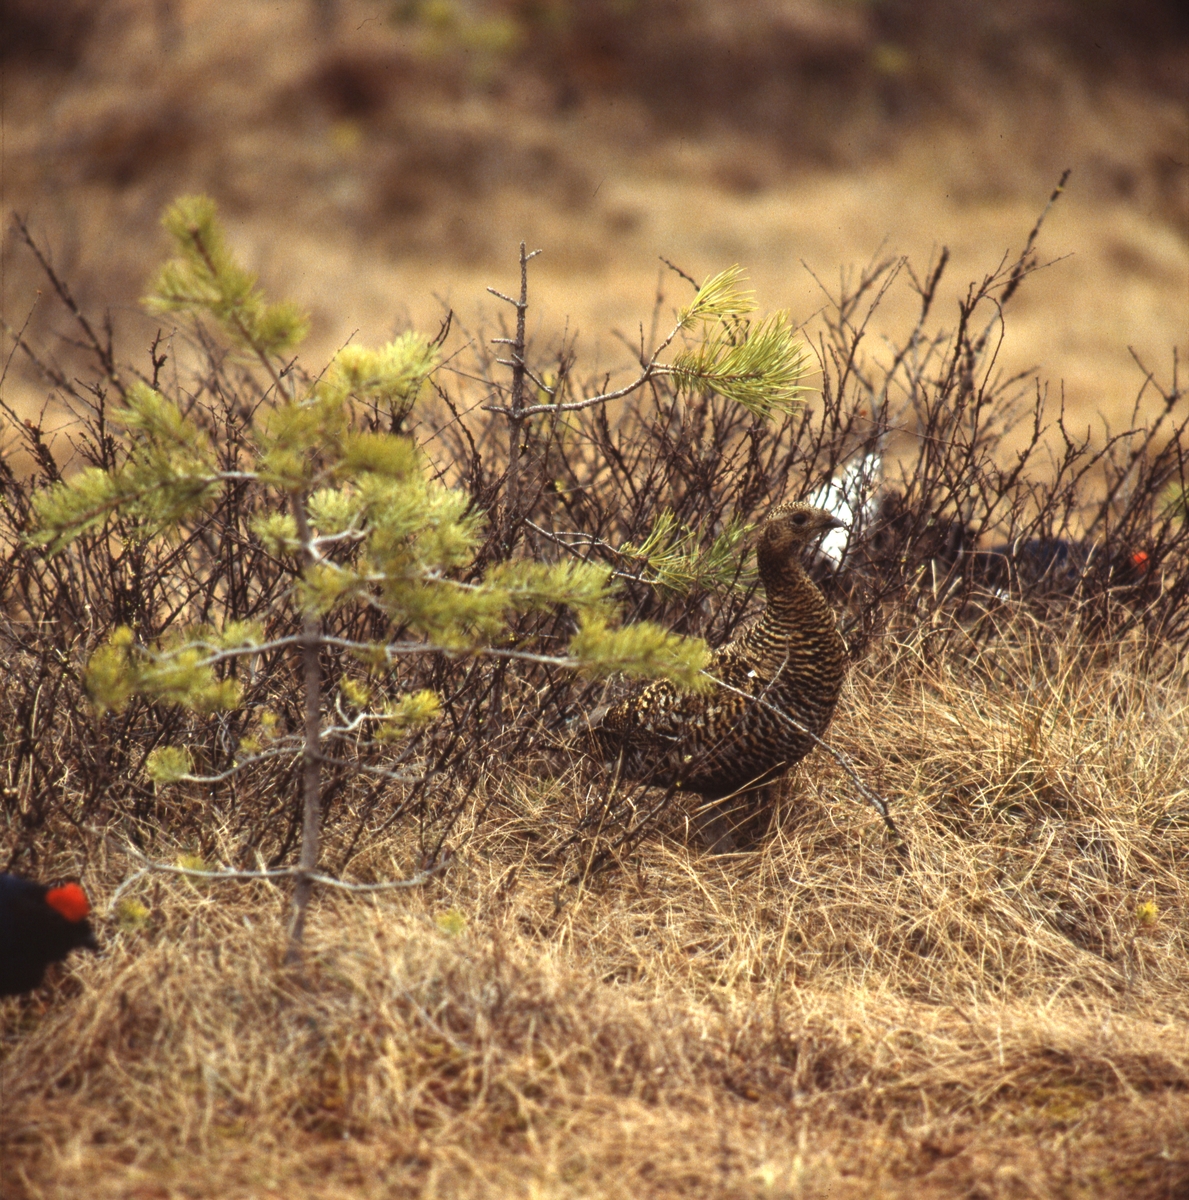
top-left (107, 855), bottom-right (448, 914)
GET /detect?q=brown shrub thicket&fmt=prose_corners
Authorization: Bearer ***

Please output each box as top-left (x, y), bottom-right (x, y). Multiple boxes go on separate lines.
top-left (1, 209), bottom-right (1187, 1196)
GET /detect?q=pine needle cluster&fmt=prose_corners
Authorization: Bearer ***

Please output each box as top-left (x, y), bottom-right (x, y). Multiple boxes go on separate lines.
top-left (618, 510), bottom-right (755, 596)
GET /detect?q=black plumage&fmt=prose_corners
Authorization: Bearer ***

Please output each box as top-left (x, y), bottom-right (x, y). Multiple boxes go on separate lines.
top-left (0, 872), bottom-right (99, 997)
top-left (967, 537), bottom-right (1152, 596)
top-left (821, 484), bottom-right (1154, 603)
top-left (592, 502), bottom-right (849, 805)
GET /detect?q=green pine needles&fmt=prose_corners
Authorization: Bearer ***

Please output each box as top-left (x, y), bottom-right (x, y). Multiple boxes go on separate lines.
top-left (149, 194), bottom-right (309, 363)
top-left (618, 511), bottom-right (756, 597)
top-left (28, 382), bottom-right (223, 553)
top-left (29, 195), bottom-right (728, 953)
top-left (670, 264), bottom-right (810, 418)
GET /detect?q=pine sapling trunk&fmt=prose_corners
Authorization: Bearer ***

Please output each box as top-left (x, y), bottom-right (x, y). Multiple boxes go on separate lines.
top-left (287, 496), bottom-right (323, 960)
top-left (286, 613), bottom-right (322, 958)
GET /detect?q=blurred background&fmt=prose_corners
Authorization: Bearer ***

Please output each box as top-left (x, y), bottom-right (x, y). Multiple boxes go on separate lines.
top-left (2, 0), bottom-right (1186, 431)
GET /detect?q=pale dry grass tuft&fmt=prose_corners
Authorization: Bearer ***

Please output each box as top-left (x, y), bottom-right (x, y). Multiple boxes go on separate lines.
top-left (4, 622), bottom-right (1187, 1198)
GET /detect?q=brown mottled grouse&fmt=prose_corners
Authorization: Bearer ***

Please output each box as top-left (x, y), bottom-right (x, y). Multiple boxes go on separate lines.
top-left (592, 502), bottom-right (848, 804)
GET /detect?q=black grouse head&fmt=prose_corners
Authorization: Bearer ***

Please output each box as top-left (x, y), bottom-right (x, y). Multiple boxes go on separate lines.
top-left (0, 873), bottom-right (100, 997)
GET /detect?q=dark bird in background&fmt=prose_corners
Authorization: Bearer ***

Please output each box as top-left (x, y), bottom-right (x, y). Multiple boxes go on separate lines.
top-left (0, 872), bottom-right (99, 997)
top-left (966, 537), bottom-right (1152, 596)
top-left (591, 502), bottom-right (849, 827)
top-left (808, 464), bottom-right (1153, 603)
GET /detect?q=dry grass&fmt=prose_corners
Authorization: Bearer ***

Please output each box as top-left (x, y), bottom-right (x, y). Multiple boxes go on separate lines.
top-left (3, 12), bottom-right (1187, 1188)
top-left (4, 627), bottom-right (1187, 1199)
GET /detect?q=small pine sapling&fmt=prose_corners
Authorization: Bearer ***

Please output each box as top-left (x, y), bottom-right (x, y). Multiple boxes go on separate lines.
top-left (29, 196), bottom-right (710, 957)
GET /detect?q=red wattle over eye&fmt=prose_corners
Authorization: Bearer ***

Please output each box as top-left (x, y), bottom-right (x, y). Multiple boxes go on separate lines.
top-left (45, 883), bottom-right (91, 923)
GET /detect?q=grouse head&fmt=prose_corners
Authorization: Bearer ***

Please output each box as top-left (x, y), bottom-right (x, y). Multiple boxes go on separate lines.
top-left (0, 874), bottom-right (100, 997)
top-left (757, 502), bottom-right (844, 580)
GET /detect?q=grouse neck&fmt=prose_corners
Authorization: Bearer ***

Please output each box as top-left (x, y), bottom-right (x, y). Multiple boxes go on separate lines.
top-left (757, 552), bottom-right (834, 623)
top-left (758, 548), bottom-right (816, 595)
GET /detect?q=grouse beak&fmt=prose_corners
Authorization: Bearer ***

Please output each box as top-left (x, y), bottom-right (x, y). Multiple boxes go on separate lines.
top-left (82, 927), bottom-right (101, 953)
top-left (821, 515), bottom-right (846, 532)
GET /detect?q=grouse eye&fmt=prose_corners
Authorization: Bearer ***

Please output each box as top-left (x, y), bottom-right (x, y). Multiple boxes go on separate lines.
top-left (792, 513), bottom-right (808, 525)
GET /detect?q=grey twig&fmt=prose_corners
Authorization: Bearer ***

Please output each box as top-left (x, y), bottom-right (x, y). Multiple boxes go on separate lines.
top-left (107, 850), bottom-right (448, 914)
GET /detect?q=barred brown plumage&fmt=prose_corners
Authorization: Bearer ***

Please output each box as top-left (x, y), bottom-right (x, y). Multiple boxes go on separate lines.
top-left (590, 502), bottom-right (849, 814)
